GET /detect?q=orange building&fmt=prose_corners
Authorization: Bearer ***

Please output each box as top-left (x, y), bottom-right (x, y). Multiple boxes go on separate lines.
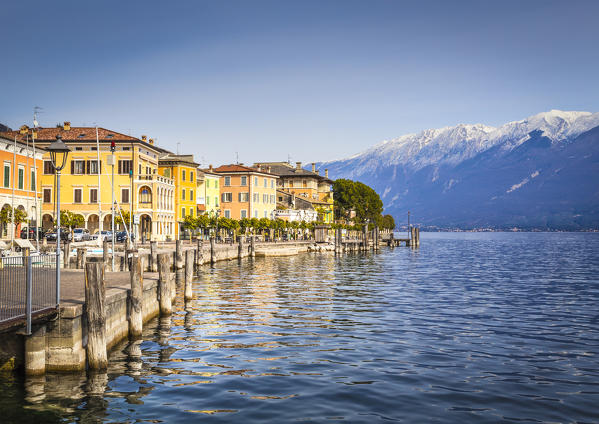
top-left (0, 130), bottom-right (44, 240)
top-left (211, 164), bottom-right (278, 220)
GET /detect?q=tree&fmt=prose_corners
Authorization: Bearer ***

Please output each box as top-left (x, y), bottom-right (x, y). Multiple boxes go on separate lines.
top-left (382, 214), bottom-right (395, 231)
top-left (115, 210), bottom-right (132, 227)
top-left (333, 178), bottom-right (383, 224)
top-left (13, 208), bottom-right (27, 232)
top-left (60, 210), bottom-right (84, 230)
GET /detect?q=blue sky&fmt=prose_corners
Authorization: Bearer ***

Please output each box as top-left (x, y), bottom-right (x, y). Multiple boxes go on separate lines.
top-left (1, 0), bottom-right (598, 166)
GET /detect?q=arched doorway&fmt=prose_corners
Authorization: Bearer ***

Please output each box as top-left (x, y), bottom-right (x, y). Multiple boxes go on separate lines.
top-left (87, 214), bottom-right (99, 234)
top-left (140, 214), bottom-right (152, 242)
top-left (103, 214), bottom-right (113, 231)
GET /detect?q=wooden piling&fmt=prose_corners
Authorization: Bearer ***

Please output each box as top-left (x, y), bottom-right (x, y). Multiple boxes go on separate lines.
top-left (158, 253), bottom-right (172, 315)
top-left (175, 239), bottom-right (183, 269)
top-left (85, 261), bottom-right (107, 370)
top-left (102, 239), bottom-right (109, 271)
top-left (250, 236), bottom-right (255, 258)
top-left (76, 248), bottom-right (86, 269)
top-left (184, 249), bottom-right (194, 301)
top-left (129, 253), bottom-right (143, 339)
top-left (210, 237), bottom-right (216, 264)
top-left (238, 235), bottom-right (244, 259)
top-left (150, 241), bottom-right (158, 272)
top-left (63, 241), bottom-right (71, 268)
top-left (195, 239), bottom-right (203, 267)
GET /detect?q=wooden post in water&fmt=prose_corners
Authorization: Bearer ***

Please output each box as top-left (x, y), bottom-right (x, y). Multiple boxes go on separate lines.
top-left (195, 239), bottom-right (203, 268)
top-left (85, 261), bottom-right (107, 370)
top-left (158, 253), bottom-right (172, 315)
top-left (250, 235), bottom-right (255, 258)
top-left (150, 241), bottom-right (158, 272)
top-left (129, 253), bottom-right (143, 339)
top-left (175, 239), bottom-right (183, 269)
top-left (416, 227), bottom-right (420, 247)
top-left (184, 249), bottom-right (194, 301)
top-left (76, 248), bottom-right (85, 269)
top-left (238, 235), bottom-right (244, 259)
top-left (210, 236), bottom-right (216, 264)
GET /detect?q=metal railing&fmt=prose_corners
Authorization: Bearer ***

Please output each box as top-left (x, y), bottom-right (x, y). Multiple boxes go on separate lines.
top-left (0, 254), bottom-right (57, 334)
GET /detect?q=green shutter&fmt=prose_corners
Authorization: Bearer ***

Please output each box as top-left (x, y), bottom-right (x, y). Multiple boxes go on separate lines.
top-left (3, 166), bottom-right (9, 188)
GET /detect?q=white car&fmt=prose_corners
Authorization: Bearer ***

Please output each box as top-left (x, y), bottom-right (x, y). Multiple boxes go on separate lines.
top-left (72, 228), bottom-right (91, 242)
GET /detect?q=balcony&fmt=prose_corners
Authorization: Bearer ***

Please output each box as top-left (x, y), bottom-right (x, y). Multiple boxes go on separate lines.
top-left (135, 174), bottom-right (174, 186)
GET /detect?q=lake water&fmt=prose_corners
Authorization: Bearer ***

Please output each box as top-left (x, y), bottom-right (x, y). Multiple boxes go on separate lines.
top-left (1, 232), bottom-right (598, 423)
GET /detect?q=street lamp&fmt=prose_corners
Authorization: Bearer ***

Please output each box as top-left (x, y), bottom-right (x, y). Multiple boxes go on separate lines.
top-left (47, 135), bottom-right (71, 307)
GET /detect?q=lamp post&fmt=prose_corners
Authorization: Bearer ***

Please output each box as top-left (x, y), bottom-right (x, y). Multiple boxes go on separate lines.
top-left (47, 135), bottom-right (71, 306)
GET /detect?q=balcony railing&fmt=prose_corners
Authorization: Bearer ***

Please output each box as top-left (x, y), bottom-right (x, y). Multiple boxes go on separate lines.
top-left (136, 174), bottom-right (174, 185)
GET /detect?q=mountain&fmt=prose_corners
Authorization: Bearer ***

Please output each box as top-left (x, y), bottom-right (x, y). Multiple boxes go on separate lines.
top-left (318, 110), bottom-right (599, 230)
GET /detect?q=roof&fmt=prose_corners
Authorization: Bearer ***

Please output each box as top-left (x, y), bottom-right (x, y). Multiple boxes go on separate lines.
top-left (0, 134), bottom-right (46, 152)
top-left (254, 162), bottom-right (333, 183)
top-left (158, 153), bottom-right (199, 167)
top-left (2, 126), bottom-right (139, 142)
top-left (211, 164), bottom-right (278, 177)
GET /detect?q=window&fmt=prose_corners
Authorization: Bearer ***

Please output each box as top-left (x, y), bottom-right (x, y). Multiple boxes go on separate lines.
top-left (90, 188), bottom-right (98, 203)
top-left (139, 187), bottom-right (152, 204)
top-left (75, 147), bottom-right (83, 151)
top-left (271, 180), bottom-right (274, 188)
top-left (190, 172), bottom-right (194, 181)
top-left (289, 181), bottom-right (294, 188)
top-left (221, 192), bottom-right (232, 202)
top-left (18, 167), bottom-right (24, 189)
top-left (224, 210), bottom-right (231, 218)
top-left (238, 192), bottom-right (249, 202)
top-left (206, 196), bottom-right (210, 206)
top-left (181, 207), bottom-right (186, 218)
top-left (263, 194), bottom-right (268, 203)
top-left (254, 210), bottom-right (258, 218)
top-left (303, 180), bottom-right (307, 188)
top-left (215, 180), bottom-right (218, 188)
top-left (206, 180), bottom-right (210, 189)
top-left (253, 193), bottom-right (259, 203)
top-left (74, 188), bottom-right (82, 203)
top-left (263, 178), bottom-right (267, 188)
top-left (71, 160), bottom-right (85, 174)
top-left (43, 188), bottom-right (51, 203)
top-left (264, 210), bottom-right (267, 218)
top-left (182, 170), bottom-right (186, 181)
top-left (30, 169), bottom-right (36, 191)
top-left (271, 195), bottom-right (275, 203)
top-left (224, 176), bottom-right (231, 186)
top-left (189, 207), bottom-right (194, 217)
top-left (87, 160), bottom-right (100, 174)
top-left (190, 189), bottom-right (194, 200)
top-left (254, 177), bottom-right (258, 186)
top-left (122, 188), bottom-right (130, 203)
top-left (241, 210), bottom-right (247, 219)
top-left (241, 176), bottom-right (247, 186)
top-left (123, 147), bottom-right (130, 151)
top-left (43, 161), bottom-right (54, 175)
top-left (3, 164), bottom-right (9, 188)
top-left (118, 160), bottom-right (133, 175)
top-left (215, 196), bottom-right (219, 207)
top-left (91, 147), bottom-right (97, 151)
top-left (182, 189), bottom-right (186, 200)
top-left (139, 164), bottom-right (142, 175)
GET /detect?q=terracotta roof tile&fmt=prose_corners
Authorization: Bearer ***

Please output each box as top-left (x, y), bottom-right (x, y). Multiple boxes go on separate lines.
top-left (0, 127), bottom-right (139, 142)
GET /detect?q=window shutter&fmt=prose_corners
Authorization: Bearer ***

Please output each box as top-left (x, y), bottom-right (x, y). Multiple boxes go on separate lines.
top-left (221, 193), bottom-right (225, 202)
top-left (71, 161), bottom-right (74, 174)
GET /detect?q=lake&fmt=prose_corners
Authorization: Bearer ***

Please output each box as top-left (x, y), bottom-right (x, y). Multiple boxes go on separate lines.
top-left (1, 232), bottom-right (598, 423)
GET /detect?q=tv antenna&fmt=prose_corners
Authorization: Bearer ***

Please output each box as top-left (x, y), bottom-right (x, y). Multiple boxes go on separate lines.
top-left (177, 142), bottom-right (181, 155)
top-left (33, 106), bottom-right (43, 128)
top-left (235, 151), bottom-right (239, 164)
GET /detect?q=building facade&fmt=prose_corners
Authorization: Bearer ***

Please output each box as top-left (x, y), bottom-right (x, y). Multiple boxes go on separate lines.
top-left (158, 154), bottom-right (199, 238)
top-left (198, 167), bottom-right (221, 216)
top-left (3, 123), bottom-right (176, 241)
top-left (212, 164), bottom-right (278, 220)
top-left (0, 130), bottom-right (44, 240)
top-left (254, 161), bottom-right (334, 223)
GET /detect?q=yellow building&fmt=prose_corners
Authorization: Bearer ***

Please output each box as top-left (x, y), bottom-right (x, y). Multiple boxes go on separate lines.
top-left (21, 123), bottom-right (176, 241)
top-left (200, 167), bottom-right (221, 216)
top-left (158, 153), bottom-right (199, 238)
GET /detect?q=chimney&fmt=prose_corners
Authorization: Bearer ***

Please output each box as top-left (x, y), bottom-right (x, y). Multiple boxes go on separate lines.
top-left (325, 169), bottom-right (329, 178)
top-left (19, 125), bottom-right (29, 135)
top-left (149, 138), bottom-right (154, 145)
top-left (267, 166), bottom-right (271, 173)
top-left (311, 163), bottom-right (316, 172)
top-left (141, 135), bottom-right (147, 142)
top-left (63, 121), bottom-right (71, 131)
top-left (209, 164), bottom-right (213, 171)
top-left (257, 164), bottom-right (262, 171)
top-left (296, 161), bottom-right (302, 170)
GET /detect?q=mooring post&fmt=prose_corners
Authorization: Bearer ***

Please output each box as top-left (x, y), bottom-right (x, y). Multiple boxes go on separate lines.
top-left (184, 249), bottom-right (194, 301)
top-left (195, 239), bottom-right (203, 267)
top-left (416, 227), bottom-right (420, 247)
top-left (102, 238), bottom-right (109, 272)
top-left (158, 253), bottom-right (172, 315)
top-left (129, 253), bottom-right (143, 339)
top-left (210, 236), bottom-right (216, 264)
top-left (250, 235), bottom-right (255, 258)
top-left (175, 239), bottom-right (183, 269)
top-left (150, 241), bottom-right (158, 272)
top-left (238, 235), bottom-right (244, 259)
top-left (85, 261), bottom-right (107, 370)
top-left (76, 248), bottom-right (86, 269)
top-left (63, 241), bottom-right (71, 269)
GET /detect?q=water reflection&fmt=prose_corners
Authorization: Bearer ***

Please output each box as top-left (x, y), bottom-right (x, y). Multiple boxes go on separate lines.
top-left (1, 233), bottom-right (598, 422)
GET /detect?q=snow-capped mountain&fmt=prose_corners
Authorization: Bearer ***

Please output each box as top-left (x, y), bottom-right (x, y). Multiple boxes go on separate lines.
top-left (318, 110), bottom-right (599, 230)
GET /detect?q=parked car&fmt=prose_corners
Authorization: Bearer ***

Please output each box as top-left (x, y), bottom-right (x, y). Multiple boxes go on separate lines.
top-left (91, 230), bottom-right (114, 241)
top-left (115, 231), bottom-right (135, 243)
top-left (72, 228), bottom-right (91, 242)
top-left (45, 228), bottom-right (72, 242)
top-left (20, 227), bottom-right (46, 240)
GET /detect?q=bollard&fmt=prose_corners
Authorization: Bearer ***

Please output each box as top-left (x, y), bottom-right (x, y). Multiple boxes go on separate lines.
top-left (158, 253), bottom-right (172, 315)
top-left (85, 261), bottom-right (107, 370)
top-left (129, 253), bottom-right (143, 339)
top-left (210, 237), bottom-right (215, 264)
top-left (238, 235), bottom-right (244, 259)
top-left (150, 241), bottom-right (158, 272)
top-left (184, 249), bottom-right (194, 301)
top-left (195, 239), bottom-right (203, 267)
top-left (250, 235), bottom-right (255, 258)
top-left (175, 240), bottom-right (183, 269)
top-left (102, 239), bottom-right (109, 272)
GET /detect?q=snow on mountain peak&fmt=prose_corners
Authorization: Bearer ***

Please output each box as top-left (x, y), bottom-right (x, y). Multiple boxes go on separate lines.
top-left (331, 110), bottom-right (599, 176)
